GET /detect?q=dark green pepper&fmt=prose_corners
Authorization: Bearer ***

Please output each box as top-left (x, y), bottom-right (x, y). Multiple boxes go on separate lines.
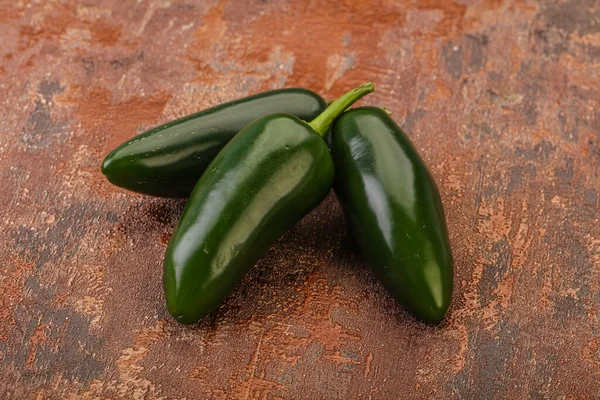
top-left (163, 83), bottom-right (374, 324)
top-left (101, 88), bottom-right (326, 198)
top-left (330, 107), bottom-right (453, 323)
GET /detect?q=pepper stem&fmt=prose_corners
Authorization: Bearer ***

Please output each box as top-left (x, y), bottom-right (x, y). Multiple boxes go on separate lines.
top-left (309, 82), bottom-right (374, 137)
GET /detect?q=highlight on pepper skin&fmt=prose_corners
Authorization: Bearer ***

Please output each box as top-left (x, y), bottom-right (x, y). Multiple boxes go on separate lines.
top-left (101, 88), bottom-right (326, 198)
top-left (162, 83), bottom-right (374, 324)
top-left (330, 106), bottom-right (453, 324)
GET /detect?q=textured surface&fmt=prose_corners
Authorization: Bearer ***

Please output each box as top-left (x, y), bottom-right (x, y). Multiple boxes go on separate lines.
top-left (1, 0), bottom-right (599, 399)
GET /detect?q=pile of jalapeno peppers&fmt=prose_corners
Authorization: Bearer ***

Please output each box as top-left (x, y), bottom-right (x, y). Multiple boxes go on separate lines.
top-left (102, 82), bottom-right (453, 325)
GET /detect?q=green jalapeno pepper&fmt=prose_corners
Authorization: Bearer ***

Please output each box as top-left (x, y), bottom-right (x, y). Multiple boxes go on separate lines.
top-left (101, 88), bottom-right (326, 198)
top-left (163, 83), bottom-right (374, 324)
top-left (330, 107), bottom-right (453, 324)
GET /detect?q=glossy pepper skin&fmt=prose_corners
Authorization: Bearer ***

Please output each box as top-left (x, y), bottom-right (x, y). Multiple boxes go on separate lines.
top-left (330, 107), bottom-right (453, 324)
top-left (163, 115), bottom-right (334, 323)
top-left (101, 88), bottom-right (326, 198)
top-left (163, 83), bottom-right (374, 324)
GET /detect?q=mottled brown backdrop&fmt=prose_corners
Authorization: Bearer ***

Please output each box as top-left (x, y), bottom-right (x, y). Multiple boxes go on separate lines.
top-left (1, 0), bottom-right (599, 399)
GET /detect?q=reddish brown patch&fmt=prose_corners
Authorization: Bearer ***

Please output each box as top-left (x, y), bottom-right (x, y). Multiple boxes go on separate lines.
top-left (73, 86), bottom-right (171, 149)
top-left (25, 324), bottom-right (50, 370)
top-left (418, 0), bottom-right (467, 37)
top-left (18, 3), bottom-right (76, 51)
top-left (510, 0), bottom-right (540, 13)
top-left (582, 338), bottom-right (600, 370)
top-left (187, 0), bottom-right (406, 96)
top-left (424, 79), bottom-right (454, 105)
top-left (89, 21), bottom-right (122, 47)
top-left (0, 3), bottom-right (25, 23)
top-left (160, 232), bottom-right (171, 246)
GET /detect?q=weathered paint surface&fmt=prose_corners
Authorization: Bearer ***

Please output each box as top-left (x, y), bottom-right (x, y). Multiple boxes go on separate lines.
top-left (1, 1), bottom-right (599, 399)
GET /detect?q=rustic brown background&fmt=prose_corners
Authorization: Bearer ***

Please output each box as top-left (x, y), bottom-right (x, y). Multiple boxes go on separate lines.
top-left (1, 0), bottom-right (599, 399)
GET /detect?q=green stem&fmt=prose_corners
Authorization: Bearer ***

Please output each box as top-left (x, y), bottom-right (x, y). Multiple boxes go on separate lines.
top-left (309, 82), bottom-right (374, 137)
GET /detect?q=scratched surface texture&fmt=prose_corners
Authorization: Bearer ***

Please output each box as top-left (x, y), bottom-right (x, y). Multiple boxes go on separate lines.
top-left (1, 0), bottom-right (599, 399)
